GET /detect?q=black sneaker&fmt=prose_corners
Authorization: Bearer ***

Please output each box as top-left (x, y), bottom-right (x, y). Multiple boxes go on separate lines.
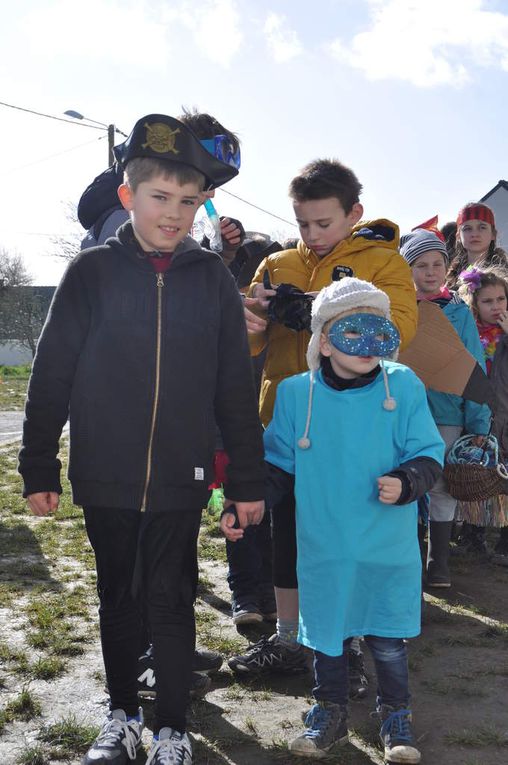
top-left (231, 600), bottom-right (263, 625)
top-left (258, 592), bottom-right (277, 623)
top-left (347, 649), bottom-right (369, 699)
top-left (193, 647), bottom-right (223, 673)
top-left (146, 728), bottom-right (192, 765)
top-left (137, 652), bottom-right (211, 700)
top-left (228, 634), bottom-right (308, 676)
top-left (289, 701), bottom-right (348, 757)
top-left (379, 705), bottom-right (421, 764)
top-left (139, 645), bottom-right (222, 674)
top-left (82, 708), bottom-right (143, 764)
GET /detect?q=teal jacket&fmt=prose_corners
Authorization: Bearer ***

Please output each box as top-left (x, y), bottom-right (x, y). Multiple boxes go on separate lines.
top-left (427, 297), bottom-right (491, 434)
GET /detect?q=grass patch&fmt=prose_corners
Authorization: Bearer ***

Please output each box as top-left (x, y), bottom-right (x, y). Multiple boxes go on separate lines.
top-left (445, 725), bottom-right (508, 747)
top-left (198, 535), bottom-right (227, 563)
top-left (30, 656), bottom-right (67, 680)
top-left (15, 745), bottom-right (48, 765)
top-left (0, 377), bottom-right (29, 409)
top-left (3, 688), bottom-right (42, 722)
top-left (39, 715), bottom-right (99, 757)
top-left (421, 678), bottom-right (487, 698)
top-left (0, 364), bottom-right (31, 378)
top-left (0, 643), bottom-right (29, 674)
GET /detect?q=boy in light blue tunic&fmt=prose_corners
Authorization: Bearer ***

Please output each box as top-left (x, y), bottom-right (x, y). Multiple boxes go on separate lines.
top-left (223, 277), bottom-right (444, 763)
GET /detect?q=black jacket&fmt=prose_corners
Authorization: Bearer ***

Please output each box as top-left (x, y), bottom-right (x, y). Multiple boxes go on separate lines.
top-left (19, 223), bottom-right (265, 511)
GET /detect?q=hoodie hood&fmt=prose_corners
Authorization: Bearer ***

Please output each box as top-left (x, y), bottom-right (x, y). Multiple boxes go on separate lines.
top-left (296, 218), bottom-right (400, 266)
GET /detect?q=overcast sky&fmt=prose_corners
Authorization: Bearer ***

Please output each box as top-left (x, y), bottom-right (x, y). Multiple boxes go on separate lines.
top-left (1, 0), bottom-right (508, 284)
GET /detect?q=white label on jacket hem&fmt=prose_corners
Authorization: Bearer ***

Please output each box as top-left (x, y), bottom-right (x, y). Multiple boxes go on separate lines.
top-left (194, 468), bottom-right (204, 480)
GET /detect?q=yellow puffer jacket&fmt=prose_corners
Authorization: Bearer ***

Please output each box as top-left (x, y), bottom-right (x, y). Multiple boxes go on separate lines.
top-left (248, 219), bottom-right (417, 426)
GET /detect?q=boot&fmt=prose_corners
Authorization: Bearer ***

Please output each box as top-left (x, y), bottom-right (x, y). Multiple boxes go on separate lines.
top-left (347, 648), bottom-right (369, 699)
top-left (426, 521), bottom-right (453, 588)
top-left (493, 526), bottom-right (508, 566)
top-left (468, 524), bottom-right (490, 558)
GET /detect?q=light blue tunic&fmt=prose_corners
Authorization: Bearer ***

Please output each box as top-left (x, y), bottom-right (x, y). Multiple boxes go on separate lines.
top-left (264, 362), bottom-right (444, 657)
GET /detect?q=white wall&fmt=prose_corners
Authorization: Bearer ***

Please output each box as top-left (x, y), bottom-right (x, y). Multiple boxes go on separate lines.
top-left (482, 187), bottom-right (508, 251)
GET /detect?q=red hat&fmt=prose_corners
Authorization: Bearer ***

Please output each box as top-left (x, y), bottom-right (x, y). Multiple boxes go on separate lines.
top-left (456, 203), bottom-right (495, 228)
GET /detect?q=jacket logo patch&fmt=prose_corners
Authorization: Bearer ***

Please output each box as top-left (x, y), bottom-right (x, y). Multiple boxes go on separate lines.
top-left (194, 468), bottom-right (204, 481)
top-left (332, 265), bottom-right (354, 281)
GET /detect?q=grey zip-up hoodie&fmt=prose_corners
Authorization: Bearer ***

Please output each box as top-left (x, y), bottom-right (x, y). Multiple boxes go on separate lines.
top-left (19, 222), bottom-right (265, 511)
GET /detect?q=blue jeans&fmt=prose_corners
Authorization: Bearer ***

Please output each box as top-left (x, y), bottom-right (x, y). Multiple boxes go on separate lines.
top-left (314, 635), bottom-right (410, 707)
top-left (226, 510), bottom-right (273, 602)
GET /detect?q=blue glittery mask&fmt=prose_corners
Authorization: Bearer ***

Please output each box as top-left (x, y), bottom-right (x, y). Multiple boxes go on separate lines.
top-left (327, 313), bottom-right (400, 357)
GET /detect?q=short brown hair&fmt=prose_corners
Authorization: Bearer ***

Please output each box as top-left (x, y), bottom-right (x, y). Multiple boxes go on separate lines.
top-left (124, 157), bottom-right (205, 192)
top-left (289, 159), bottom-right (362, 214)
top-left (179, 106), bottom-right (240, 155)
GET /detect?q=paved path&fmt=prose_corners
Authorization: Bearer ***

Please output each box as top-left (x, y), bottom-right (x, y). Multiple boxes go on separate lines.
top-left (0, 411), bottom-right (24, 445)
top-left (0, 411), bottom-right (68, 446)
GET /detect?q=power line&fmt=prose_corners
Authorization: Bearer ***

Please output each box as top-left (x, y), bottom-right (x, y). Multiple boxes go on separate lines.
top-left (0, 100), bottom-right (105, 130)
top-left (219, 187), bottom-right (298, 228)
top-left (1, 98), bottom-right (298, 230)
top-left (0, 136), bottom-right (104, 177)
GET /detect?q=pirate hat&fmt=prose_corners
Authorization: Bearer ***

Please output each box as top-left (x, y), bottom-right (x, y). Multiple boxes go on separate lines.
top-left (114, 114), bottom-right (238, 189)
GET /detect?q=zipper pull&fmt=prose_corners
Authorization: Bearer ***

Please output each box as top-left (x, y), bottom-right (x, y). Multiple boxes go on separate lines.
top-left (156, 272), bottom-right (164, 287)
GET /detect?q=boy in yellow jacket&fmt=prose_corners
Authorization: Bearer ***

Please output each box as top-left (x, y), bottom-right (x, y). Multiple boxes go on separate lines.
top-left (229, 158), bottom-right (417, 687)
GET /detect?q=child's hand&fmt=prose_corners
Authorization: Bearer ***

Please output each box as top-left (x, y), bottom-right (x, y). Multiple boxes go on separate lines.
top-left (27, 491), bottom-right (59, 517)
top-left (244, 296), bottom-right (268, 333)
top-left (220, 217), bottom-right (243, 249)
top-left (235, 499), bottom-right (265, 527)
top-left (251, 281), bottom-right (277, 310)
top-left (377, 475), bottom-right (402, 505)
top-left (220, 512), bottom-right (244, 541)
top-left (497, 311), bottom-right (508, 334)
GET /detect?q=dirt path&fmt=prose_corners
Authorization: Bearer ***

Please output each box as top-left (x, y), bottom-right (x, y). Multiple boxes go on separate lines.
top-left (1, 439), bottom-right (508, 764)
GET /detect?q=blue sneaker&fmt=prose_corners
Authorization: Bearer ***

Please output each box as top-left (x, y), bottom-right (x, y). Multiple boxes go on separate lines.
top-left (289, 701), bottom-right (348, 758)
top-left (379, 705), bottom-right (421, 764)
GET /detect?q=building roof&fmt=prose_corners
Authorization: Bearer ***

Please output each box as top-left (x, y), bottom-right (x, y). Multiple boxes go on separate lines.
top-left (480, 180), bottom-right (508, 202)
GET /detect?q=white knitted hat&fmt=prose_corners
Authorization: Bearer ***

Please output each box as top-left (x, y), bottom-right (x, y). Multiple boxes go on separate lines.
top-left (306, 277), bottom-right (391, 371)
top-left (298, 278), bottom-right (396, 450)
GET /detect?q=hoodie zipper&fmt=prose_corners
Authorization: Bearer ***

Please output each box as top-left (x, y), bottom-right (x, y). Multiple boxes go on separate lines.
top-left (141, 272), bottom-right (164, 511)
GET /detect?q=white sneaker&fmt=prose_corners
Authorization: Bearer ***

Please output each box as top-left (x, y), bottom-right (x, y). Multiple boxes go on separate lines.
top-left (82, 708), bottom-right (143, 764)
top-left (146, 727), bottom-right (192, 765)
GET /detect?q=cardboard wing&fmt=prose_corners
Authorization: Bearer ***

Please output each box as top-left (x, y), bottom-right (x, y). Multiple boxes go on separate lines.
top-left (398, 302), bottom-right (495, 408)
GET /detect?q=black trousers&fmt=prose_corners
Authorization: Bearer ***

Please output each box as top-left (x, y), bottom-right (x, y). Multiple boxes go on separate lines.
top-left (84, 506), bottom-right (201, 733)
top-left (271, 492), bottom-right (298, 589)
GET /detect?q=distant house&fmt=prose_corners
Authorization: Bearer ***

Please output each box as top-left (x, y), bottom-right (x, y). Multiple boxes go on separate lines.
top-left (0, 286), bottom-right (55, 365)
top-left (480, 180), bottom-right (508, 249)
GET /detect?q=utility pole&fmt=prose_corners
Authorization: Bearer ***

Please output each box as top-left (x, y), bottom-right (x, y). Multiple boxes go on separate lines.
top-left (108, 124), bottom-right (115, 166)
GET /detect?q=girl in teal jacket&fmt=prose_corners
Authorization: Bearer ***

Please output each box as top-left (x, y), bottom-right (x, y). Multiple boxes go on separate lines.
top-left (400, 229), bottom-right (491, 587)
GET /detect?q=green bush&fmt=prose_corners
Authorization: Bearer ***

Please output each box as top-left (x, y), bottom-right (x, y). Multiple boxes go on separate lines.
top-left (0, 364), bottom-right (31, 379)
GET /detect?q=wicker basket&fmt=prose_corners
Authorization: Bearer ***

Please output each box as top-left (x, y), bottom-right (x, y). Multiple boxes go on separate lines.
top-left (444, 434), bottom-right (508, 502)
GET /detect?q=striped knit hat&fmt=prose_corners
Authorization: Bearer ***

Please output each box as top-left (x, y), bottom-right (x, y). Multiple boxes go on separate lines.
top-left (399, 229), bottom-right (449, 266)
top-left (456, 203), bottom-right (495, 228)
